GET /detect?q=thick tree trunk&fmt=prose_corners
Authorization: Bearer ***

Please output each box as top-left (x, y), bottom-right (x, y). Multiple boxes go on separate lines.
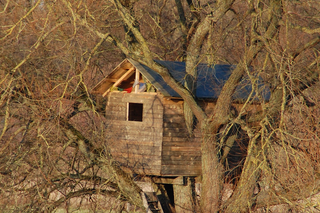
top-left (224, 136), bottom-right (261, 212)
top-left (184, 16), bottom-right (212, 136)
top-left (200, 1), bottom-right (283, 211)
top-left (200, 122), bottom-right (224, 213)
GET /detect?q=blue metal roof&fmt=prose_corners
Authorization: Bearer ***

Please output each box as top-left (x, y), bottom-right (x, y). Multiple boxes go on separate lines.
top-left (134, 59), bottom-right (270, 101)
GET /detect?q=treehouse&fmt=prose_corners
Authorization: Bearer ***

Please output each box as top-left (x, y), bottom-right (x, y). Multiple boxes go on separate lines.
top-left (92, 58), bottom-right (269, 177)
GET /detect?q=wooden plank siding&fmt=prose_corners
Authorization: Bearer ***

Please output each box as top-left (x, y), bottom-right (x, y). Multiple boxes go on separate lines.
top-left (105, 92), bottom-right (164, 175)
top-left (104, 92), bottom-right (261, 176)
top-left (160, 99), bottom-right (202, 176)
top-left (105, 92), bottom-right (203, 176)
top-left (94, 59), bottom-right (264, 177)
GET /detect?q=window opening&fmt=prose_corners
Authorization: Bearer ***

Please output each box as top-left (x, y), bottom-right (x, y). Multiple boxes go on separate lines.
top-left (128, 103), bottom-right (143, 122)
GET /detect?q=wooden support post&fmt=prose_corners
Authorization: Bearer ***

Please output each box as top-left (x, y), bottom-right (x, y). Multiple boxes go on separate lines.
top-left (173, 177), bottom-right (197, 213)
top-left (134, 69), bottom-right (140, 93)
top-left (151, 176), bottom-right (185, 185)
top-left (136, 181), bottom-right (164, 213)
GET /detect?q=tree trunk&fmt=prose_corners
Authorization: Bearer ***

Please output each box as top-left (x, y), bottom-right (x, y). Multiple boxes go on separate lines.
top-left (224, 137), bottom-right (261, 212)
top-left (200, 122), bottom-right (224, 213)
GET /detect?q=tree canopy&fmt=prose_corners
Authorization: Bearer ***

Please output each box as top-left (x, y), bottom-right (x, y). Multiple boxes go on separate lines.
top-left (1, 0), bottom-right (320, 212)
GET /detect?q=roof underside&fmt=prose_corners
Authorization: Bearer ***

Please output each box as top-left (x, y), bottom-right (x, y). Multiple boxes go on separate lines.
top-left (92, 58), bottom-right (270, 100)
top-left (92, 59), bottom-right (134, 95)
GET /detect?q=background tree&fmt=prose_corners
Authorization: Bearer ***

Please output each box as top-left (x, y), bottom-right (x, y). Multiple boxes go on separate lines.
top-left (1, 0), bottom-right (320, 212)
top-left (0, 1), bottom-right (144, 212)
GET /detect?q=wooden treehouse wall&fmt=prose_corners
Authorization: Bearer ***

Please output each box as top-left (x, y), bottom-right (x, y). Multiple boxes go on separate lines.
top-left (159, 99), bottom-right (259, 176)
top-left (161, 99), bottom-right (202, 176)
top-left (104, 92), bottom-right (203, 176)
top-left (105, 92), bottom-right (163, 175)
top-left (104, 91), bottom-right (261, 177)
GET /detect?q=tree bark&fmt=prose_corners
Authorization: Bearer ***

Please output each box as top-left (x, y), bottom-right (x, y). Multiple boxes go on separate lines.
top-left (184, 0), bottom-right (236, 136)
top-left (221, 1), bottom-right (283, 211)
top-left (200, 122), bottom-right (224, 213)
top-left (224, 135), bottom-right (261, 213)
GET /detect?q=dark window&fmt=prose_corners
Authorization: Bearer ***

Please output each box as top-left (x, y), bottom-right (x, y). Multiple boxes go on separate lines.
top-left (128, 103), bottom-right (143, 121)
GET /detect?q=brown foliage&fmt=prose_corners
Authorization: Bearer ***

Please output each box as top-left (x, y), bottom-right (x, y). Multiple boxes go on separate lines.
top-left (1, 0), bottom-right (320, 212)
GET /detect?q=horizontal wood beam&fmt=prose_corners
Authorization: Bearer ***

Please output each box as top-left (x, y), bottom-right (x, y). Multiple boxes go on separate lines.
top-left (151, 176), bottom-right (185, 185)
top-left (105, 78), bottom-right (118, 82)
